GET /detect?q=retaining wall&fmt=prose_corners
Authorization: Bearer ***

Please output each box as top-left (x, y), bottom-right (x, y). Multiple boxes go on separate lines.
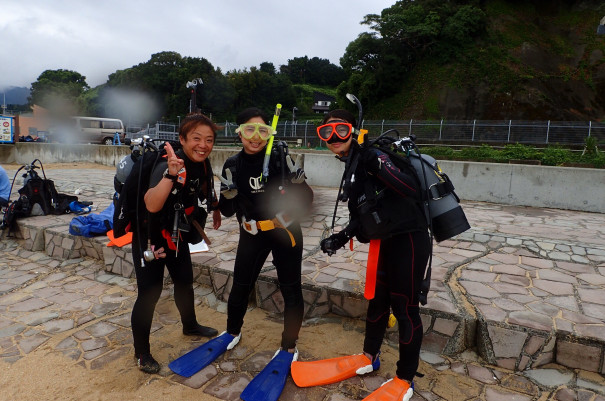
top-left (2, 143), bottom-right (604, 213)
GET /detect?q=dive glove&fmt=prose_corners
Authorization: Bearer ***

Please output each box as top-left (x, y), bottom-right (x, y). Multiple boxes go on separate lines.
top-left (286, 154), bottom-right (306, 184)
top-left (217, 169), bottom-right (238, 200)
top-left (360, 148), bottom-right (381, 175)
top-left (320, 231), bottom-right (349, 256)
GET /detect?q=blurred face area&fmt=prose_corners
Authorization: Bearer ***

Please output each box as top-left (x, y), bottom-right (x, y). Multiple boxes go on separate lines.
top-left (180, 123), bottom-right (215, 162)
top-left (324, 118), bottom-right (353, 156)
top-left (239, 116), bottom-right (269, 154)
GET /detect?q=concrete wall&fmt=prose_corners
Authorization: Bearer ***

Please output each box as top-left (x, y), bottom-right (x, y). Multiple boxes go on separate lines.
top-left (8, 143), bottom-right (129, 166)
top-left (2, 143), bottom-right (604, 213)
top-left (442, 160), bottom-right (605, 214)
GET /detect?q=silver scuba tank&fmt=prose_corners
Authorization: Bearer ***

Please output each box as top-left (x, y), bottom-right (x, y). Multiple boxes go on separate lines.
top-left (114, 137), bottom-right (149, 193)
top-left (408, 151), bottom-right (471, 242)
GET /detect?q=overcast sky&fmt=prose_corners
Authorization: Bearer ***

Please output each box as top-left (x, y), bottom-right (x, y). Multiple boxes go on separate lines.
top-left (1, 1), bottom-right (395, 90)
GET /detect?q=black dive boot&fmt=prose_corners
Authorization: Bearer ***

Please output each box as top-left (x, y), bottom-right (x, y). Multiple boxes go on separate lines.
top-left (183, 323), bottom-right (218, 337)
top-left (136, 353), bottom-right (160, 374)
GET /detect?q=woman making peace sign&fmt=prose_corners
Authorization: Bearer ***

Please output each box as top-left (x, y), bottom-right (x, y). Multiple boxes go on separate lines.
top-left (130, 113), bottom-right (221, 373)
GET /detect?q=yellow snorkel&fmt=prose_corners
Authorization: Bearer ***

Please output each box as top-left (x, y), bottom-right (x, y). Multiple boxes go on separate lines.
top-left (262, 103), bottom-right (282, 181)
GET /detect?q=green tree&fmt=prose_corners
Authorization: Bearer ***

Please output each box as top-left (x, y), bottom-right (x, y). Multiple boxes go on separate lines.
top-left (259, 62), bottom-right (276, 75)
top-left (201, 70), bottom-right (237, 121)
top-left (306, 57), bottom-right (347, 86)
top-left (280, 56), bottom-right (309, 84)
top-left (104, 51), bottom-right (218, 122)
top-left (340, 32), bottom-right (383, 74)
top-left (29, 69), bottom-right (90, 114)
top-left (340, 0), bottom-right (486, 109)
top-left (280, 56), bottom-right (345, 86)
top-left (227, 67), bottom-right (296, 115)
top-left (78, 86), bottom-right (103, 116)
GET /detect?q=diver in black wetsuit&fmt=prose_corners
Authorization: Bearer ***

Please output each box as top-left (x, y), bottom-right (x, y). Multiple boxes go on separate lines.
top-left (131, 114), bottom-right (221, 374)
top-left (217, 107), bottom-right (313, 355)
top-left (319, 109), bottom-right (431, 400)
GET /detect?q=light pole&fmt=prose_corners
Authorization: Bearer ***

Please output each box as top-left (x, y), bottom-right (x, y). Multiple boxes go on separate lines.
top-left (292, 107), bottom-right (298, 121)
top-left (186, 78), bottom-right (203, 113)
top-left (598, 16), bottom-right (605, 35)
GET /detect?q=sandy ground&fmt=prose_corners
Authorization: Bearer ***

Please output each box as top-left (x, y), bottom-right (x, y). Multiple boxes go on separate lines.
top-left (0, 303), bottom-right (404, 401)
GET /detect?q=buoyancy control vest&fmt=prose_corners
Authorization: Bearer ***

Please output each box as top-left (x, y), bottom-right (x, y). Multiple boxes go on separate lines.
top-left (345, 149), bottom-right (428, 242)
top-left (338, 134), bottom-right (470, 243)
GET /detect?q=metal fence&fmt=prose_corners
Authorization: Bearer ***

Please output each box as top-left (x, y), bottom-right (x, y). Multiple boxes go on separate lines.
top-left (128, 122), bottom-right (179, 142)
top-left (363, 120), bottom-right (605, 146)
top-left (127, 119), bottom-right (605, 147)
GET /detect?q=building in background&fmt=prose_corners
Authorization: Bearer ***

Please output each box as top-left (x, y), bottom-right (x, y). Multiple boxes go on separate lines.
top-left (311, 92), bottom-right (336, 114)
top-left (14, 105), bottom-right (49, 140)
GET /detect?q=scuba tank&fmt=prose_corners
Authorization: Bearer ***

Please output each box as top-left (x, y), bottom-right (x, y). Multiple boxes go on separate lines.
top-left (113, 136), bottom-right (151, 194)
top-left (371, 133), bottom-right (471, 305)
top-left (408, 151), bottom-right (470, 242)
top-left (114, 153), bottom-right (137, 194)
top-left (390, 136), bottom-right (470, 242)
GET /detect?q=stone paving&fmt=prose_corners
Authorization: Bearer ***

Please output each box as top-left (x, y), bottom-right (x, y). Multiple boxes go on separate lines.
top-left (1, 165), bottom-right (605, 400)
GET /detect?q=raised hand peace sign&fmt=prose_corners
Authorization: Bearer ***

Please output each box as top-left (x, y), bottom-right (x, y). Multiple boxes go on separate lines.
top-left (164, 142), bottom-right (184, 176)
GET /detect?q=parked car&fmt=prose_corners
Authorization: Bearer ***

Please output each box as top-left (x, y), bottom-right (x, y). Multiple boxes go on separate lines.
top-left (48, 117), bottom-right (125, 145)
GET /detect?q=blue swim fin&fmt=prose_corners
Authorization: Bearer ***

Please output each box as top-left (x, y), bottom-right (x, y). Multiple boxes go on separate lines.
top-left (169, 331), bottom-right (238, 377)
top-left (240, 350), bottom-right (295, 401)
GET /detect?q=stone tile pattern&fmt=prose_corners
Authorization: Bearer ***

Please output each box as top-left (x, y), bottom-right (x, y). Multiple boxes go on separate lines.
top-left (0, 239), bottom-right (135, 367)
top-left (2, 236), bottom-right (605, 400)
top-left (4, 168), bottom-right (605, 376)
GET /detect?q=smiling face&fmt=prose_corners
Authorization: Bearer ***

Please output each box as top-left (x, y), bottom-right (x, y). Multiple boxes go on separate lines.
top-left (239, 116), bottom-right (269, 154)
top-left (180, 123), bottom-right (215, 162)
top-left (325, 118), bottom-right (353, 157)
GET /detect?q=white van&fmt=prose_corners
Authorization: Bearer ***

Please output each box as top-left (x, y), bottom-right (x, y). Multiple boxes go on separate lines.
top-left (49, 116), bottom-right (125, 145)
top-left (74, 117), bottom-right (125, 145)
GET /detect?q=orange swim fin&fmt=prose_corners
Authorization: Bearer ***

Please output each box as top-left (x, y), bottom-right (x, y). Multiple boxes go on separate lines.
top-left (291, 353), bottom-right (379, 387)
top-left (106, 230), bottom-right (132, 247)
top-left (362, 377), bottom-right (413, 401)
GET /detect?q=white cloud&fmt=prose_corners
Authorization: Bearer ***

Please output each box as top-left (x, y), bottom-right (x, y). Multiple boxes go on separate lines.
top-left (0, 0), bottom-right (394, 89)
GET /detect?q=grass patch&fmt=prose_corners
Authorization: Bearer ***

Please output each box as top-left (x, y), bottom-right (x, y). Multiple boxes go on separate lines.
top-left (421, 142), bottom-right (603, 168)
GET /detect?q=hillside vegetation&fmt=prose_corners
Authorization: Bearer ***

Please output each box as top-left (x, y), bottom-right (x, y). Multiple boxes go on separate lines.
top-left (22, 1), bottom-right (605, 124)
top-left (369, 0), bottom-right (605, 121)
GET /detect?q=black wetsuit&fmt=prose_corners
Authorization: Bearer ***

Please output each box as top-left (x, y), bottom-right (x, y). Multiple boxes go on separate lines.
top-left (343, 143), bottom-right (431, 382)
top-left (218, 146), bottom-right (313, 349)
top-left (131, 150), bottom-right (213, 356)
